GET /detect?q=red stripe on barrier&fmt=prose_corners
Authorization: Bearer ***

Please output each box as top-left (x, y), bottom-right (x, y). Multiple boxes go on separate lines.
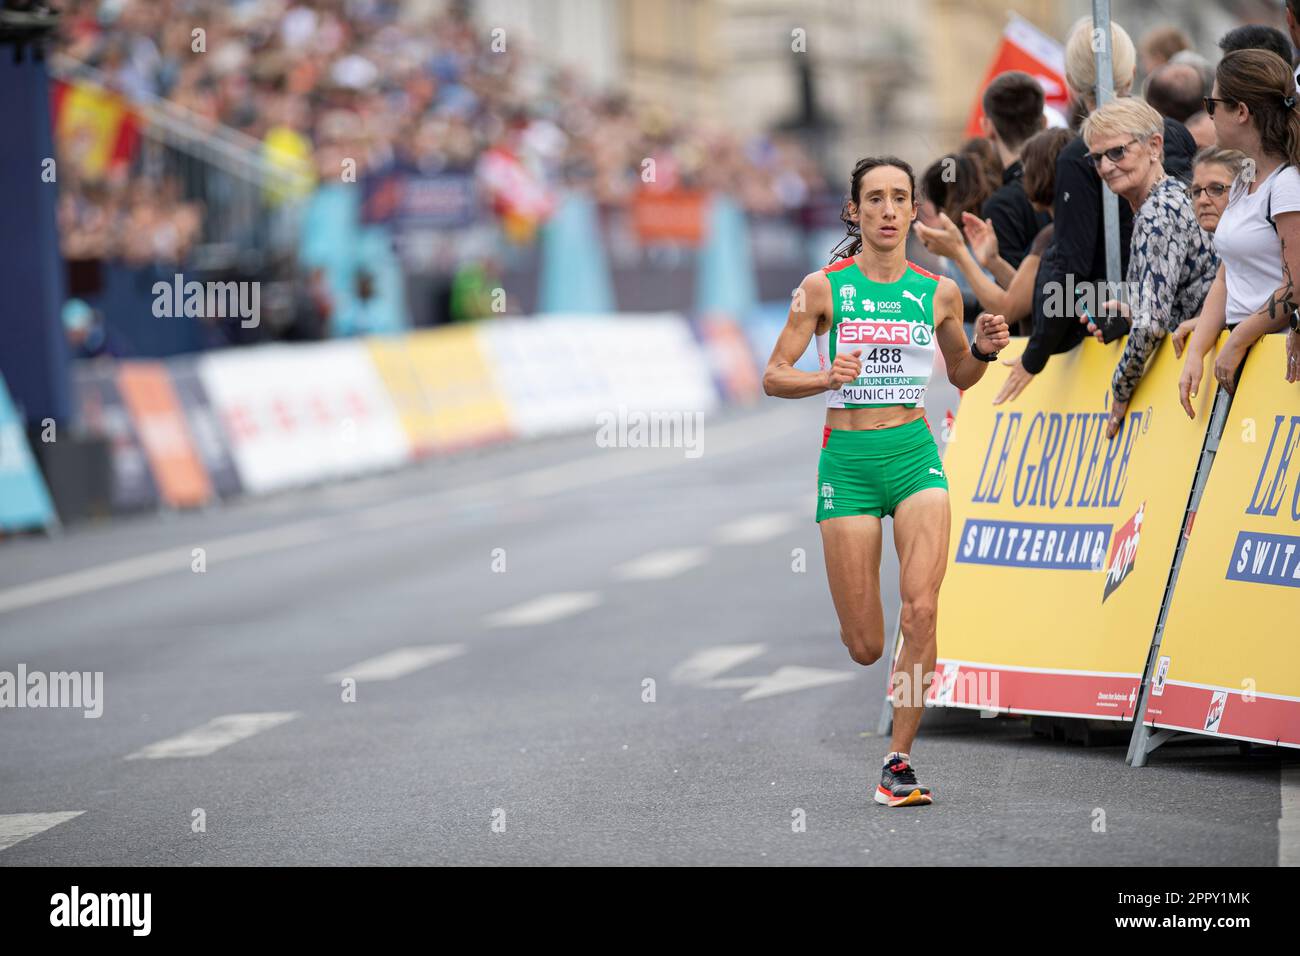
top-left (1143, 682), bottom-right (1300, 749)
top-left (924, 661), bottom-right (1141, 720)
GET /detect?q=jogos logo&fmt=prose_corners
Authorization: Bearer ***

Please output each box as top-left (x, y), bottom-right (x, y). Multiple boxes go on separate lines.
top-left (839, 321), bottom-right (931, 347)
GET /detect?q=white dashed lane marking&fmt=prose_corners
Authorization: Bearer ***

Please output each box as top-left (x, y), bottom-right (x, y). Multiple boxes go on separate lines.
top-left (613, 548), bottom-right (709, 581)
top-left (125, 712), bottom-right (299, 760)
top-left (715, 513), bottom-right (798, 545)
top-left (484, 591), bottom-right (602, 628)
top-left (0, 811), bottom-right (84, 852)
top-left (326, 645), bottom-right (466, 682)
top-left (0, 409), bottom-right (807, 617)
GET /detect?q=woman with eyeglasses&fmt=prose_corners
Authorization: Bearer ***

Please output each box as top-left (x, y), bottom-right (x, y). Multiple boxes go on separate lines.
top-left (1078, 98), bottom-right (1218, 439)
top-left (999, 16), bottom-right (1198, 406)
top-left (1168, 146), bottom-right (1249, 356)
top-left (1178, 49), bottom-right (1300, 410)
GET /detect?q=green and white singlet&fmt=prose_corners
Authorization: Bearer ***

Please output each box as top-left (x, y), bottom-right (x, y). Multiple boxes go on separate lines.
top-left (816, 258), bottom-right (942, 409)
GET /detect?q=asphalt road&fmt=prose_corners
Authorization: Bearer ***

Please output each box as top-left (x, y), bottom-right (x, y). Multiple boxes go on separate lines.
top-left (0, 391), bottom-right (1295, 866)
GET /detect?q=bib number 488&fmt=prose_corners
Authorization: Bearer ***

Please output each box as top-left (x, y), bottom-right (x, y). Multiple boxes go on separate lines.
top-left (861, 347), bottom-right (902, 364)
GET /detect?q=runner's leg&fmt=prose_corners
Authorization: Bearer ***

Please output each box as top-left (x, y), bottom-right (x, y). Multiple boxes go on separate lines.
top-left (819, 514), bottom-right (885, 666)
top-left (888, 486), bottom-right (950, 755)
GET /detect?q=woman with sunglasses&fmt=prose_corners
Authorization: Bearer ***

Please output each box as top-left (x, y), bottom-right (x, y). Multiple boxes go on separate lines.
top-left (1178, 49), bottom-right (1300, 410)
top-left (1168, 146), bottom-right (1249, 356)
top-left (1078, 98), bottom-right (1218, 439)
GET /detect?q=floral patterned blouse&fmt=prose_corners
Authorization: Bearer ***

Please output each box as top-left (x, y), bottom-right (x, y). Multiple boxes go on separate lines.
top-left (1111, 176), bottom-right (1218, 403)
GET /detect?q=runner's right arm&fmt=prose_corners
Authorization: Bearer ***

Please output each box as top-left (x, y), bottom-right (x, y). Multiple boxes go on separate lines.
top-left (763, 271), bottom-right (860, 398)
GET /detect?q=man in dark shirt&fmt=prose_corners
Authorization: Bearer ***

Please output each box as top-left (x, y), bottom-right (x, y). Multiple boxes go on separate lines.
top-left (978, 71), bottom-right (1051, 270)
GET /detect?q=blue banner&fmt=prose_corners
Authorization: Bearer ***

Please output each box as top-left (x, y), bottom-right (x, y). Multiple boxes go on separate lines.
top-left (361, 168), bottom-right (479, 229)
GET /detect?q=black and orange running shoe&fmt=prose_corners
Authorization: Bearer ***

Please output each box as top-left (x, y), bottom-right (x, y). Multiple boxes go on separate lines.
top-left (874, 755), bottom-right (933, 807)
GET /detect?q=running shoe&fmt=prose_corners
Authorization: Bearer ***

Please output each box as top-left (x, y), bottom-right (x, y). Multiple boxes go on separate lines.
top-left (874, 755), bottom-right (933, 807)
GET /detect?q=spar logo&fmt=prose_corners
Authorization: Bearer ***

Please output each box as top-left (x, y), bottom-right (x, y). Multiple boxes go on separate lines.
top-left (1102, 501), bottom-right (1144, 602)
top-left (839, 321), bottom-right (912, 346)
top-left (1204, 690), bottom-right (1228, 732)
top-left (912, 324), bottom-right (933, 347)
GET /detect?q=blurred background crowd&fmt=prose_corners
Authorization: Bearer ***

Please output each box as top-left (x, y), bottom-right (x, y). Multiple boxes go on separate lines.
top-left (38, 0), bottom-right (1300, 366)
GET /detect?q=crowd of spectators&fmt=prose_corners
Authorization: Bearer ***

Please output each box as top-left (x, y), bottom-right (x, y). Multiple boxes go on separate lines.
top-left (51, 0), bottom-right (825, 267)
top-left (907, 8), bottom-right (1300, 429)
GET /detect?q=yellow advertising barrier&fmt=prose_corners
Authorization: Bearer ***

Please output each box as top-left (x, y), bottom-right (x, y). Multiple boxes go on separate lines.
top-left (367, 326), bottom-right (513, 454)
top-left (1141, 334), bottom-right (1300, 749)
top-left (925, 335), bottom-right (1216, 719)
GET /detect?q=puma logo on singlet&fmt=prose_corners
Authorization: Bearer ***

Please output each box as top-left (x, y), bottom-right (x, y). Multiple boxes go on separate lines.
top-left (903, 290), bottom-right (927, 313)
top-left (929, 467), bottom-right (944, 476)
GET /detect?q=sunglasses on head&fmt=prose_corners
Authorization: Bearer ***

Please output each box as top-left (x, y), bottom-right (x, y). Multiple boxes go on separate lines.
top-left (1203, 96), bottom-right (1237, 116)
top-left (1086, 138), bottom-right (1140, 169)
top-left (1187, 183), bottom-right (1230, 200)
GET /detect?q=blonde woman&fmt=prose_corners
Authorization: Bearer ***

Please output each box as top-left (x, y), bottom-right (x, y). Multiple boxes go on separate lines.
top-left (1078, 98), bottom-right (1217, 439)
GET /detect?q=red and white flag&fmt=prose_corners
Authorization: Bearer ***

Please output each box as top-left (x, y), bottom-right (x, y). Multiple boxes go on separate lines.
top-left (964, 14), bottom-right (1070, 137)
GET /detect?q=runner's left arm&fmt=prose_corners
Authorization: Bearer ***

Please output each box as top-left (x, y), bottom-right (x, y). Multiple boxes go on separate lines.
top-left (934, 276), bottom-right (1010, 390)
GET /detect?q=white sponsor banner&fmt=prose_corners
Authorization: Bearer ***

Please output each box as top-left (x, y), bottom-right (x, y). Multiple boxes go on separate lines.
top-left (198, 342), bottom-right (411, 494)
top-left (477, 313), bottom-right (718, 438)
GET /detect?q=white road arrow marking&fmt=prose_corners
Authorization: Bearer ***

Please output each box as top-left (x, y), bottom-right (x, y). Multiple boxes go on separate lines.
top-left (0, 812), bottom-right (84, 852)
top-left (327, 644), bottom-right (466, 682)
top-left (735, 665), bottom-right (856, 701)
top-left (614, 547), bottom-right (709, 581)
top-left (672, 647), bottom-right (854, 701)
top-left (672, 644), bottom-right (767, 684)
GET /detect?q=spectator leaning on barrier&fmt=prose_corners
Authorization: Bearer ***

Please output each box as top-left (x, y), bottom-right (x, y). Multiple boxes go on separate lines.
top-left (914, 128), bottom-right (1073, 336)
top-left (1168, 146), bottom-right (1249, 355)
top-left (1001, 16), bottom-right (1198, 405)
top-left (1179, 49), bottom-right (1300, 408)
top-left (976, 71), bottom-right (1050, 270)
top-left (1077, 98), bottom-right (1217, 439)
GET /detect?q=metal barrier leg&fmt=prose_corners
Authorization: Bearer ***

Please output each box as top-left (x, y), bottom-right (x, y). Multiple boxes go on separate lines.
top-left (1126, 388), bottom-right (1232, 767)
top-left (875, 610), bottom-right (904, 738)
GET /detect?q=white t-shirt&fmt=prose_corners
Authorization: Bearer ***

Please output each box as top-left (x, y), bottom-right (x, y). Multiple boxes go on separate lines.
top-left (1213, 163), bottom-right (1300, 327)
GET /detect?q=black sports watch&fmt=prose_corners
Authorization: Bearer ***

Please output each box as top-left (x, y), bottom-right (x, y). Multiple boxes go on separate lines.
top-left (970, 340), bottom-right (999, 362)
top-left (1290, 308), bottom-right (1299, 332)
